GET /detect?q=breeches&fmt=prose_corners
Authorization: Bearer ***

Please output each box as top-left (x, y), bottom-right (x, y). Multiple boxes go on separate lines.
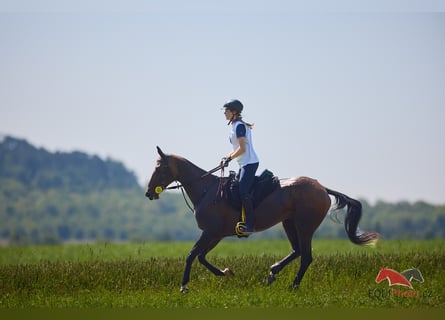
top-left (237, 162), bottom-right (259, 197)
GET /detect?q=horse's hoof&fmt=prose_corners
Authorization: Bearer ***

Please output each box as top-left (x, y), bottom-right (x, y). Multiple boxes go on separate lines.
top-left (288, 283), bottom-right (300, 290)
top-left (223, 268), bottom-right (235, 276)
top-left (180, 285), bottom-right (189, 293)
top-left (267, 272), bottom-right (276, 285)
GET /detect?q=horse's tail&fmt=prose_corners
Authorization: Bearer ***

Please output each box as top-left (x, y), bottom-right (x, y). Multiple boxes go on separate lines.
top-left (326, 188), bottom-right (380, 246)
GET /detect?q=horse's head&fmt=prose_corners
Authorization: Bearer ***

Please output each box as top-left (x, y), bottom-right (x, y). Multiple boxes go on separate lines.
top-left (401, 267), bottom-right (424, 283)
top-left (375, 267), bottom-right (390, 283)
top-left (145, 146), bottom-right (176, 200)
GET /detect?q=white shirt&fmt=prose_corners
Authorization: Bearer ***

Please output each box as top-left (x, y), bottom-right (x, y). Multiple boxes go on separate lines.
top-left (230, 121), bottom-right (259, 167)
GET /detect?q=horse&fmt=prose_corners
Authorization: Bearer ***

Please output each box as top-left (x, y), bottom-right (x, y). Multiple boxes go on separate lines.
top-left (145, 147), bottom-right (379, 292)
top-left (401, 268), bottom-right (424, 283)
top-left (375, 268), bottom-right (413, 289)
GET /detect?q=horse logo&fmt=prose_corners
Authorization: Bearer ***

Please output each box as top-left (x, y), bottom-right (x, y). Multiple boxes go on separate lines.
top-left (375, 267), bottom-right (424, 289)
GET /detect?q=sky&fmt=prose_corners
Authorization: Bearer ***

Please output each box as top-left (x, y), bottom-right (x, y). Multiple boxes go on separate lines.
top-left (1, 1), bottom-right (444, 204)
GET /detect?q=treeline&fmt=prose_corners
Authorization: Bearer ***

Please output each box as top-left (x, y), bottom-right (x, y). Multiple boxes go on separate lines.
top-left (1, 135), bottom-right (444, 246)
top-left (0, 136), bottom-right (139, 192)
top-left (315, 199), bottom-right (445, 240)
top-left (0, 135), bottom-right (200, 245)
top-left (0, 188), bottom-right (200, 245)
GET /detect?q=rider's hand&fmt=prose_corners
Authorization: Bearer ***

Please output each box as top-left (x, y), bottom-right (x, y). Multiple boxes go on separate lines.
top-left (220, 156), bottom-right (232, 168)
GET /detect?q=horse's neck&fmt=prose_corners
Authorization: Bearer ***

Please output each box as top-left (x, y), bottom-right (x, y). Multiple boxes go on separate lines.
top-left (176, 159), bottom-right (217, 206)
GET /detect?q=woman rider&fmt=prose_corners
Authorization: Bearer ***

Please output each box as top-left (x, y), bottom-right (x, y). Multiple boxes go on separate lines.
top-left (221, 99), bottom-right (259, 235)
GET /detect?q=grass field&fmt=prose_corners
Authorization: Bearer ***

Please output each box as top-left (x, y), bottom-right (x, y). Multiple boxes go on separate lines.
top-left (0, 239), bottom-right (444, 309)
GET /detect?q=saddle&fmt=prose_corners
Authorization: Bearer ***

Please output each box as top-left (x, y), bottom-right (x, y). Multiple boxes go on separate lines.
top-left (222, 169), bottom-right (281, 211)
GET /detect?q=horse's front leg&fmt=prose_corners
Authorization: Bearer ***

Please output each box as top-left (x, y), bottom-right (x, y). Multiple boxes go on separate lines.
top-left (198, 237), bottom-right (235, 277)
top-left (181, 232), bottom-right (231, 292)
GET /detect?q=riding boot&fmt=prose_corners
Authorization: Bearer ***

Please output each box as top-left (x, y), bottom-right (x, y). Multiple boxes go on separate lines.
top-left (241, 194), bottom-right (255, 234)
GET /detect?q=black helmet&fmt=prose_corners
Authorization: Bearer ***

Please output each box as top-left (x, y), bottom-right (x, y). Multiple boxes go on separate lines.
top-left (223, 99), bottom-right (243, 113)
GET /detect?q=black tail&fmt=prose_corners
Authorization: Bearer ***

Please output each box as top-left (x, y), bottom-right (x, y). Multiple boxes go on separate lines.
top-left (326, 188), bottom-right (380, 245)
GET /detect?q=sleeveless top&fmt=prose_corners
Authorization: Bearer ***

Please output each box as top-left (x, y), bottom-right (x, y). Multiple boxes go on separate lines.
top-left (229, 120), bottom-right (259, 167)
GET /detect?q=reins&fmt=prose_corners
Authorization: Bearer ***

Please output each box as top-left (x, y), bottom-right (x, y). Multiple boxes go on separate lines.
top-left (165, 181), bottom-right (195, 213)
top-left (162, 163), bottom-right (225, 213)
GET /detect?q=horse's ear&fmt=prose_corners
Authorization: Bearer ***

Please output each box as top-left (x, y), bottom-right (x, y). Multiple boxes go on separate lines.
top-left (157, 146), bottom-right (166, 159)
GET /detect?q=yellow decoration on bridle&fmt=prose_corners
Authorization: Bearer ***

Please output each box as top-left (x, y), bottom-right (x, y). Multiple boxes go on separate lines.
top-left (155, 186), bottom-right (163, 194)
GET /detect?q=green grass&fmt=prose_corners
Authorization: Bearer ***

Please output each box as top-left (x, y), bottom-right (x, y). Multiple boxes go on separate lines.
top-left (1, 239), bottom-right (444, 265)
top-left (0, 240), bottom-right (444, 308)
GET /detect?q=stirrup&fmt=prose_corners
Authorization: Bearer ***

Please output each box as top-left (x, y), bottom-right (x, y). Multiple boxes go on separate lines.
top-left (235, 221), bottom-right (253, 237)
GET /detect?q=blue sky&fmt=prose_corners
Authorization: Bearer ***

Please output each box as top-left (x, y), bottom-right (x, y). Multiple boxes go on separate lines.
top-left (1, 1), bottom-right (444, 204)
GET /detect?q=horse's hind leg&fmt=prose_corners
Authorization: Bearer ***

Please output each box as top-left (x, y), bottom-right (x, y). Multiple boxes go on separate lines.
top-left (267, 219), bottom-right (300, 285)
top-left (290, 229), bottom-right (313, 289)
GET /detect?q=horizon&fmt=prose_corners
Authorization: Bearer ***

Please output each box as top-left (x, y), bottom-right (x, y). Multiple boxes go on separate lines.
top-left (2, 132), bottom-right (444, 206)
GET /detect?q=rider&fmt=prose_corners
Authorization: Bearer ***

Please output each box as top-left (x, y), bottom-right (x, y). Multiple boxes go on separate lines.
top-left (221, 99), bottom-right (259, 235)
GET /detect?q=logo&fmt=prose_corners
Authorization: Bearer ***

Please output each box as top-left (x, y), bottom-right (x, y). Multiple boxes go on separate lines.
top-left (375, 267), bottom-right (424, 289)
top-left (368, 267), bottom-right (431, 299)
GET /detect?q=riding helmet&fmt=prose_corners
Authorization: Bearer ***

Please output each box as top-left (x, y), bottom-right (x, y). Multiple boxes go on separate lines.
top-left (223, 99), bottom-right (243, 113)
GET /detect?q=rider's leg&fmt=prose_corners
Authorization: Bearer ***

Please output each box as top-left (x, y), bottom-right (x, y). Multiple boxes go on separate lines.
top-left (238, 163), bottom-right (259, 233)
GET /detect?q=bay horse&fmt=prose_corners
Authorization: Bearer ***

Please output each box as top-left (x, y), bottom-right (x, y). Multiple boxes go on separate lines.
top-left (145, 147), bottom-right (379, 292)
